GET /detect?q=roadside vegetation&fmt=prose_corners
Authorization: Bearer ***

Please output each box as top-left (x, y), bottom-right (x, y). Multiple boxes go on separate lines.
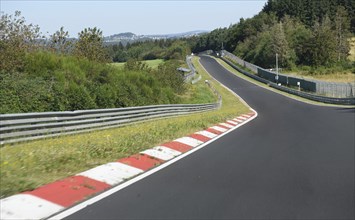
top-left (0, 12), bottom-right (189, 114)
top-left (108, 39), bottom-right (192, 62)
top-left (0, 52), bottom-right (185, 113)
top-left (280, 69), bottom-right (355, 83)
top-left (111, 59), bottom-right (165, 70)
top-left (0, 56), bottom-right (249, 198)
top-left (192, 0), bottom-right (354, 77)
top-left (348, 37), bottom-right (355, 62)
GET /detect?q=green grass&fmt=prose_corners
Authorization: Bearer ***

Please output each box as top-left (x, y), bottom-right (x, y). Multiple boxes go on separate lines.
top-left (281, 66), bottom-right (355, 83)
top-left (178, 78), bottom-right (216, 104)
top-left (111, 59), bottom-right (165, 70)
top-left (282, 72), bottom-right (355, 83)
top-left (143, 59), bottom-right (165, 69)
top-left (225, 55), bottom-right (354, 83)
top-left (0, 56), bottom-right (250, 198)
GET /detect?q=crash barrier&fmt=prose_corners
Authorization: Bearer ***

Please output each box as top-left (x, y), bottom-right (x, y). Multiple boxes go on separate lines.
top-left (220, 56), bottom-right (355, 105)
top-left (221, 50), bottom-right (355, 98)
top-left (0, 102), bottom-right (221, 145)
top-left (183, 55), bottom-right (201, 84)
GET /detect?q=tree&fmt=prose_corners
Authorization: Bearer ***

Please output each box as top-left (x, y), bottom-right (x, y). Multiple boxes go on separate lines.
top-left (0, 11), bottom-right (43, 72)
top-left (74, 27), bottom-right (109, 63)
top-left (310, 16), bottom-right (337, 66)
top-left (49, 26), bottom-right (72, 54)
top-left (262, 0), bottom-right (355, 32)
top-left (334, 6), bottom-right (351, 62)
top-left (271, 22), bottom-right (294, 68)
top-left (281, 15), bottom-right (310, 66)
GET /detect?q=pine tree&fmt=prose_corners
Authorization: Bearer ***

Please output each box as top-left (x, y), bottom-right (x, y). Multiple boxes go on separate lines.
top-left (334, 6), bottom-right (351, 62)
top-left (311, 16), bottom-right (337, 66)
top-left (271, 22), bottom-right (292, 68)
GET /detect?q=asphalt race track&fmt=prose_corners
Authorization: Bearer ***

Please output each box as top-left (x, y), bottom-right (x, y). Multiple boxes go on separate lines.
top-left (65, 56), bottom-right (354, 219)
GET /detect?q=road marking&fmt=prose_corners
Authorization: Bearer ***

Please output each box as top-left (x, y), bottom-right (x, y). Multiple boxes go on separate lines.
top-left (0, 194), bottom-right (64, 220)
top-left (26, 176), bottom-right (110, 207)
top-left (77, 162), bottom-right (143, 185)
top-left (206, 127), bottom-right (223, 134)
top-left (141, 148), bottom-right (176, 161)
top-left (237, 116), bottom-right (248, 120)
top-left (219, 123), bottom-right (234, 129)
top-left (118, 154), bottom-right (163, 171)
top-left (233, 118), bottom-right (244, 123)
top-left (227, 120), bottom-right (238, 125)
top-left (189, 133), bottom-right (211, 142)
top-left (154, 146), bottom-right (182, 157)
top-left (210, 126), bottom-right (228, 133)
top-left (161, 141), bottom-right (192, 153)
top-left (174, 137), bottom-right (203, 147)
top-left (195, 130), bottom-right (218, 139)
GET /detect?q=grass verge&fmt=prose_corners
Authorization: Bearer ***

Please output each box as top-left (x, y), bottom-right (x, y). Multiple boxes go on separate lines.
top-left (215, 56), bottom-right (354, 108)
top-left (281, 70), bottom-right (355, 83)
top-left (111, 59), bottom-right (165, 70)
top-left (0, 56), bottom-right (249, 198)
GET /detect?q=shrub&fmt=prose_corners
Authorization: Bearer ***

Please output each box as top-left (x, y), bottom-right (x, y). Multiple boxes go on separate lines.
top-left (1, 51), bottom-right (187, 113)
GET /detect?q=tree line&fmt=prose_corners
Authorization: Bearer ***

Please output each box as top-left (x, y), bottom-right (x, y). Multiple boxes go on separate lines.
top-left (192, 0), bottom-right (354, 70)
top-left (107, 39), bottom-right (192, 63)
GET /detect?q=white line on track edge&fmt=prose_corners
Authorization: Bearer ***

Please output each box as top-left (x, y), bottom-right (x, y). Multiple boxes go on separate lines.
top-left (48, 57), bottom-right (258, 220)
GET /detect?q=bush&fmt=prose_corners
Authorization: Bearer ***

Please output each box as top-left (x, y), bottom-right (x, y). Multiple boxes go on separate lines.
top-left (0, 73), bottom-right (54, 113)
top-left (0, 51), bottom-right (187, 113)
top-left (66, 84), bottom-right (97, 110)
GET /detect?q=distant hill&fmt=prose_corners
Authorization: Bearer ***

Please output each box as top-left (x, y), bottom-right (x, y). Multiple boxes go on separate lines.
top-left (104, 30), bottom-right (209, 44)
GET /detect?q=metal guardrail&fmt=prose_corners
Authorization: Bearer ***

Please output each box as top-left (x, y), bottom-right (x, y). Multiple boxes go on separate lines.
top-left (183, 55), bottom-right (202, 84)
top-left (191, 75), bottom-right (202, 84)
top-left (183, 55), bottom-right (196, 82)
top-left (0, 103), bottom-right (220, 145)
top-left (221, 50), bottom-right (355, 98)
top-left (220, 56), bottom-right (355, 105)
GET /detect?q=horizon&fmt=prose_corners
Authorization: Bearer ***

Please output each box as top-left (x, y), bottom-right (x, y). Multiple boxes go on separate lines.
top-left (1, 0), bottom-right (267, 37)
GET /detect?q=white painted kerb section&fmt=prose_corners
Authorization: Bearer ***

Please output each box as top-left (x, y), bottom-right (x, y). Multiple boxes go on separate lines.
top-left (227, 120), bottom-right (238, 125)
top-left (174, 137), bottom-right (203, 147)
top-left (210, 126), bottom-right (228, 132)
top-left (78, 162), bottom-right (143, 185)
top-left (141, 148), bottom-right (175, 161)
top-left (0, 194), bottom-right (64, 220)
top-left (195, 130), bottom-right (218, 139)
top-left (219, 123), bottom-right (234, 128)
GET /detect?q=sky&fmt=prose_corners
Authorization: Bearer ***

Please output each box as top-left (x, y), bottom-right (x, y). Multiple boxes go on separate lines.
top-left (1, 0), bottom-right (267, 37)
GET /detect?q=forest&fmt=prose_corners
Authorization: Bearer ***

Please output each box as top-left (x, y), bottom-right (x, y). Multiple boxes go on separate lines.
top-left (192, 0), bottom-right (354, 70)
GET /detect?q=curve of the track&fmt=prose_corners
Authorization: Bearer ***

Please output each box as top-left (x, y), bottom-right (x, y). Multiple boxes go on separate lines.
top-left (65, 56), bottom-right (354, 219)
